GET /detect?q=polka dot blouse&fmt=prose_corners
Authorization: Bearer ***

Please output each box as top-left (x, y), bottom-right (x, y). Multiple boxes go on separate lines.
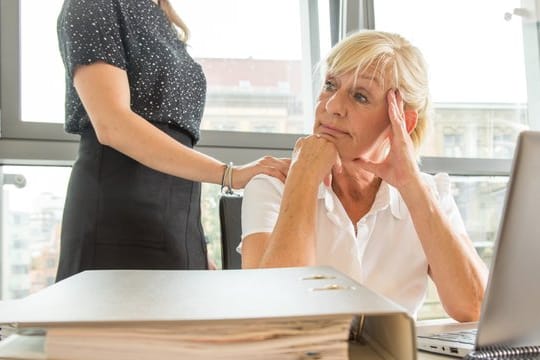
top-left (57, 0), bottom-right (206, 142)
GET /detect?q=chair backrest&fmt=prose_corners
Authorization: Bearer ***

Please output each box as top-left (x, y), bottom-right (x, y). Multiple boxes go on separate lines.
top-left (218, 193), bottom-right (243, 269)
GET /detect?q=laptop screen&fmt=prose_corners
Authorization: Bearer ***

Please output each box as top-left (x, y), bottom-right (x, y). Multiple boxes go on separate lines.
top-left (476, 131), bottom-right (540, 348)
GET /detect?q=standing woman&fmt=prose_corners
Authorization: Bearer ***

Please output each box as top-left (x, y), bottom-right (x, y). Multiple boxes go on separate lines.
top-left (56, 0), bottom-right (289, 281)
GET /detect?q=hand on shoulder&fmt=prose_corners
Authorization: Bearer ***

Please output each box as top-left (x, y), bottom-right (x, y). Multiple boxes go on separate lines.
top-left (232, 156), bottom-right (291, 189)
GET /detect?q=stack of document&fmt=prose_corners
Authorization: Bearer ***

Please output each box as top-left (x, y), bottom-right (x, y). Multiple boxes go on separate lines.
top-left (46, 317), bottom-right (351, 360)
top-left (0, 267), bottom-right (416, 359)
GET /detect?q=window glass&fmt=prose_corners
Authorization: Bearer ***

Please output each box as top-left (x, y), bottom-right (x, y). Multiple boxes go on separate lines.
top-left (374, 0), bottom-right (528, 158)
top-left (172, 0), bottom-right (314, 133)
top-left (318, 0), bottom-right (332, 60)
top-left (20, 0), bottom-right (66, 124)
top-left (1, 166), bottom-right (69, 299)
top-left (201, 183), bottom-right (223, 269)
top-left (418, 175), bottom-right (507, 320)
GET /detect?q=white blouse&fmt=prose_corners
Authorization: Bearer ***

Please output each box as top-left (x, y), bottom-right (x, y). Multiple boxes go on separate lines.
top-left (240, 173), bottom-right (468, 318)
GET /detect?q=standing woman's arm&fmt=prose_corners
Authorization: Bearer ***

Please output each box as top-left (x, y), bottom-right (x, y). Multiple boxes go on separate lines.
top-left (73, 62), bottom-right (289, 187)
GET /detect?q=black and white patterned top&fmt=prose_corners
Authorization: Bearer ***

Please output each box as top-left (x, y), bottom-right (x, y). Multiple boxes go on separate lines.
top-left (57, 0), bottom-right (206, 142)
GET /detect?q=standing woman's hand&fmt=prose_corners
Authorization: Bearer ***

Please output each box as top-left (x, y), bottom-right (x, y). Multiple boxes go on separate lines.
top-left (355, 89), bottom-right (421, 191)
top-left (231, 156), bottom-right (291, 189)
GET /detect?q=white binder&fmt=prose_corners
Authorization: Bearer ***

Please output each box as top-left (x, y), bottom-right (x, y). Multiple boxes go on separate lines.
top-left (0, 266), bottom-right (416, 359)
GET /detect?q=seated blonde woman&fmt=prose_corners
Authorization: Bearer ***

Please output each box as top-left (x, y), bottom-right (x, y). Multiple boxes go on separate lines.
top-left (240, 30), bottom-right (487, 322)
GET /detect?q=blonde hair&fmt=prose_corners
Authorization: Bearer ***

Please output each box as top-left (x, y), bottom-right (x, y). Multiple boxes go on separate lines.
top-left (158, 0), bottom-right (190, 42)
top-left (324, 30), bottom-right (431, 149)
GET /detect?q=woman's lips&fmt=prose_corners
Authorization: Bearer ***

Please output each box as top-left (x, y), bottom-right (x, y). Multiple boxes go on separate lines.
top-left (318, 125), bottom-right (348, 137)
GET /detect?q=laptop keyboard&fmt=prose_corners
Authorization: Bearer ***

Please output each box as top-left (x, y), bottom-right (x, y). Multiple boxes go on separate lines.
top-left (425, 328), bottom-right (477, 345)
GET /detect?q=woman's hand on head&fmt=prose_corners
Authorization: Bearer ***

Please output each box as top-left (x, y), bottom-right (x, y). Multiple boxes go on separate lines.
top-left (355, 89), bottom-right (421, 190)
top-left (292, 134), bottom-right (342, 186)
top-left (231, 156), bottom-right (291, 189)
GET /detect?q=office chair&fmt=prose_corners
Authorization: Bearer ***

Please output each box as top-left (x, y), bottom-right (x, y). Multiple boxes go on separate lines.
top-left (218, 192), bottom-right (243, 269)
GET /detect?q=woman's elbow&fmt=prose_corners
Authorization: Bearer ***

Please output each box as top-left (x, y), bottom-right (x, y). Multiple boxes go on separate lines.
top-left (446, 287), bottom-right (485, 322)
top-left (93, 125), bottom-right (113, 146)
top-left (89, 111), bottom-right (126, 147)
top-left (447, 302), bottom-right (482, 323)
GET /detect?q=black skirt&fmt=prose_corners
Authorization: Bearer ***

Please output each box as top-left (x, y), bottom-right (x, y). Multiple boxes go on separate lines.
top-left (56, 123), bottom-right (208, 282)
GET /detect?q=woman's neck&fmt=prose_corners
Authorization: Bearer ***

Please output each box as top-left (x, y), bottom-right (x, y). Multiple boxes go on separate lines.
top-left (331, 166), bottom-right (382, 224)
top-left (333, 171), bottom-right (380, 200)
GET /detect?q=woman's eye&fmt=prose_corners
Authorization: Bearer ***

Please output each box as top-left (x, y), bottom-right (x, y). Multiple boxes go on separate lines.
top-left (323, 80), bottom-right (336, 91)
top-left (353, 93), bottom-right (368, 103)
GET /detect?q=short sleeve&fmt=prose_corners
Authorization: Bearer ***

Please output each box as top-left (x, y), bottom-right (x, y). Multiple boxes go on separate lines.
top-left (431, 172), bottom-right (468, 235)
top-left (57, 0), bottom-right (128, 79)
top-left (238, 174), bottom-right (284, 253)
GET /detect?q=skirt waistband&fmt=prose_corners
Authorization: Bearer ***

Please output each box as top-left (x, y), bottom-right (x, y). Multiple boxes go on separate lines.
top-left (80, 122), bottom-right (194, 148)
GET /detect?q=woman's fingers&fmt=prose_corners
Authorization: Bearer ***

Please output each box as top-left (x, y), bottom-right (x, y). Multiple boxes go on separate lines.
top-left (257, 156), bottom-right (291, 183)
top-left (261, 156), bottom-right (291, 176)
top-left (231, 156), bottom-right (292, 188)
top-left (387, 89), bottom-right (408, 136)
top-left (261, 165), bottom-right (287, 183)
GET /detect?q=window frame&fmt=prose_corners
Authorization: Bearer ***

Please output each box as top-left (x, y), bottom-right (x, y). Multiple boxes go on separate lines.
top-left (0, 0), bottom-right (77, 142)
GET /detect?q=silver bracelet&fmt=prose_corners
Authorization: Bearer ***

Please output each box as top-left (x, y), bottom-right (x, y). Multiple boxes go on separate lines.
top-left (221, 162), bottom-right (234, 194)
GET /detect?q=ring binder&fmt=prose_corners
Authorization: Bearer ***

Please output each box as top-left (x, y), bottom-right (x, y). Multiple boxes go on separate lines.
top-left (348, 315), bottom-right (366, 344)
top-left (0, 267), bottom-right (418, 360)
top-left (464, 345), bottom-right (540, 359)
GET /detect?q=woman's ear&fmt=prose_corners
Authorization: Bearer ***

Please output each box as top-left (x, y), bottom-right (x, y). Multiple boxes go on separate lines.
top-left (404, 110), bottom-right (418, 134)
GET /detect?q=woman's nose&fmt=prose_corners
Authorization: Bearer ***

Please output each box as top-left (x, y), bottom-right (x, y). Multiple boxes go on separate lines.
top-left (325, 91), bottom-right (346, 118)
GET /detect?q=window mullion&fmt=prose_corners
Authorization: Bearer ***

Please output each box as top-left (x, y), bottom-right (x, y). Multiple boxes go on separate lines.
top-left (299, 0), bottom-right (321, 133)
top-left (521, 0), bottom-right (540, 130)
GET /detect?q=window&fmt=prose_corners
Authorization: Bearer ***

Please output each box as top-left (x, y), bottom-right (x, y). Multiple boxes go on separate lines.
top-left (374, 0), bottom-right (529, 159)
top-left (0, 0), bottom-right (76, 141)
top-left (419, 175), bottom-right (508, 319)
top-left (171, 0), bottom-right (331, 134)
top-left (371, 0), bottom-right (535, 319)
top-left (0, 166), bottom-right (69, 299)
top-left (20, 0), bottom-right (66, 124)
top-left (2, 0), bottom-right (540, 323)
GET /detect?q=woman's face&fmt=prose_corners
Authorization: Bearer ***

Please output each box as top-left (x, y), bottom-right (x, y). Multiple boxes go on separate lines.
top-left (313, 68), bottom-right (391, 162)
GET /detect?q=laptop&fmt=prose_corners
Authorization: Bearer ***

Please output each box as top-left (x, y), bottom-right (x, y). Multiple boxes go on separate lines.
top-left (417, 130), bottom-right (540, 358)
